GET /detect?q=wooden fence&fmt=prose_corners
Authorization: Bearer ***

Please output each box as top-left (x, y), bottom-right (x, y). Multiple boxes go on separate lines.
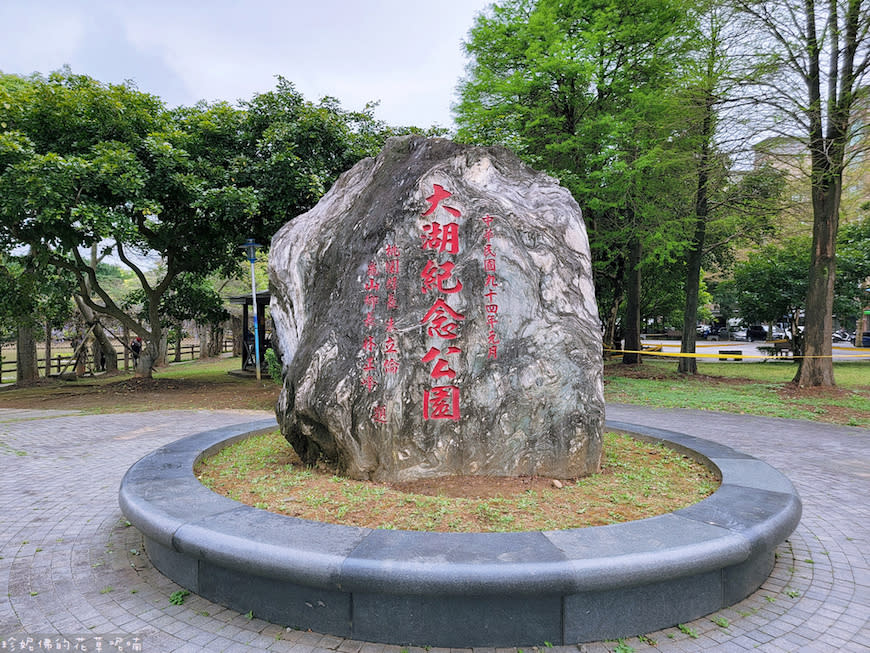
top-left (0, 339), bottom-right (235, 384)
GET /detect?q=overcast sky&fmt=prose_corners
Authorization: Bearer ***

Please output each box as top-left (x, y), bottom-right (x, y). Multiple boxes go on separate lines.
top-left (1, 0), bottom-right (493, 130)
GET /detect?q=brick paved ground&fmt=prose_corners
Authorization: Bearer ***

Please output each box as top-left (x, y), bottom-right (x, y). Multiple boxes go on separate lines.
top-left (0, 406), bottom-right (867, 652)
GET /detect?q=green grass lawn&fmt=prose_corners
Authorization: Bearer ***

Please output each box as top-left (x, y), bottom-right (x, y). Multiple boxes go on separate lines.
top-left (604, 359), bottom-right (870, 427)
top-left (2, 352), bottom-right (867, 427)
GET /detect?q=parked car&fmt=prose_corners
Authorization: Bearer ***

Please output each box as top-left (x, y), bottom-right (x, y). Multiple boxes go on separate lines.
top-left (746, 325), bottom-right (768, 341)
top-left (732, 328), bottom-right (748, 341)
top-left (707, 325), bottom-right (726, 340)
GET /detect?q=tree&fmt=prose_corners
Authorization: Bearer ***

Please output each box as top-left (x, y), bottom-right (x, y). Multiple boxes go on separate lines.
top-left (832, 216), bottom-right (870, 325)
top-left (673, 3), bottom-right (786, 373)
top-left (718, 220), bottom-right (870, 348)
top-left (456, 0), bottom-right (701, 364)
top-left (735, 0), bottom-right (870, 386)
top-left (123, 273), bottom-right (229, 360)
top-left (0, 254), bottom-right (74, 383)
top-left (1, 70), bottom-right (183, 377)
top-left (1, 71), bottom-right (393, 378)
top-left (678, 159), bottom-right (785, 372)
top-left (723, 238), bottom-right (810, 346)
top-left (232, 78), bottom-right (400, 243)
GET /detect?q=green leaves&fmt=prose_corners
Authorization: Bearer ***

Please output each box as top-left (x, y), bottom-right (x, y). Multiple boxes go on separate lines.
top-left (0, 67), bottom-right (399, 358)
top-left (0, 255), bottom-right (75, 334)
top-left (456, 0), bottom-right (706, 303)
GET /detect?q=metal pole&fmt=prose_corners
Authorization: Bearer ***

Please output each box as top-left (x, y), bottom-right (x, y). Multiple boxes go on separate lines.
top-left (249, 255), bottom-right (261, 382)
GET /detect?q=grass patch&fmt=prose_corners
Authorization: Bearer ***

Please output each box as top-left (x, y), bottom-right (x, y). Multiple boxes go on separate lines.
top-left (196, 430), bottom-right (720, 533)
top-left (3, 355), bottom-right (865, 426)
top-left (0, 356), bottom-right (279, 413)
top-left (604, 359), bottom-right (870, 427)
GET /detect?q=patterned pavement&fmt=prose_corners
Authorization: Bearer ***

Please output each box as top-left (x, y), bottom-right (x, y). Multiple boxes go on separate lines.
top-left (0, 406), bottom-right (867, 652)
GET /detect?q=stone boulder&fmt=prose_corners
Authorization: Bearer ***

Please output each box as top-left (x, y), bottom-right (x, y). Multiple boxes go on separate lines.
top-left (269, 136), bottom-right (603, 482)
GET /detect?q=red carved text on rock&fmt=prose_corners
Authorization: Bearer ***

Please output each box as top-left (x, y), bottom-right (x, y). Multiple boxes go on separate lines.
top-left (423, 385), bottom-right (461, 420)
top-left (422, 184), bottom-right (461, 218)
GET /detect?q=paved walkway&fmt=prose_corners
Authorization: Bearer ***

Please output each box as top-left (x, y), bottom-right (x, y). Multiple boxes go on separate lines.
top-left (0, 406), bottom-right (867, 652)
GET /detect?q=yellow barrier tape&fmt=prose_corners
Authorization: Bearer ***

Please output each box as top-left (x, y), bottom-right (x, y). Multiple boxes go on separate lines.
top-left (629, 342), bottom-right (792, 350)
top-left (636, 340), bottom-right (800, 349)
top-left (605, 348), bottom-right (870, 360)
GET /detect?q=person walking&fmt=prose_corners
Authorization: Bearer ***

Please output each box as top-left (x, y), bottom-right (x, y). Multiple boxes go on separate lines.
top-left (130, 337), bottom-right (142, 367)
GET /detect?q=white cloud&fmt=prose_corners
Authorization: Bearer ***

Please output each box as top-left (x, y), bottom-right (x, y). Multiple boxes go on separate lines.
top-left (0, 3), bottom-right (87, 76)
top-left (0, 0), bottom-right (491, 127)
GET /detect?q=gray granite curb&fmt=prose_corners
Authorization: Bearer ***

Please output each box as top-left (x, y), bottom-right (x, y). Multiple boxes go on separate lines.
top-left (118, 418), bottom-right (802, 648)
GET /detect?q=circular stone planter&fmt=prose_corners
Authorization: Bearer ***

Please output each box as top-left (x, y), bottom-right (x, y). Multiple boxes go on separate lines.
top-left (119, 418), bottom-right (801, 647)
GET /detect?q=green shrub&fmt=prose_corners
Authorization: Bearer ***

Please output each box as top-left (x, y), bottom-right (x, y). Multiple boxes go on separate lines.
top-left (264, 348), bottom-right (282, 384)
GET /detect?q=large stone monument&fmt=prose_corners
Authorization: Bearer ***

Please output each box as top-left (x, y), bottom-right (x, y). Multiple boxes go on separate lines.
top-left (269, 136), bottom-right (603, 482)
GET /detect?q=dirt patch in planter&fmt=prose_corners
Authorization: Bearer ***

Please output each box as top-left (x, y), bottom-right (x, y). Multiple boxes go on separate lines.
top-left (196, 430), bottom-right (720, 533)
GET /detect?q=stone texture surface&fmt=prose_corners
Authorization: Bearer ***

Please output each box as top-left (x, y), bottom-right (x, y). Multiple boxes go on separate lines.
top-left (269, 135), bottom-right (603, 481)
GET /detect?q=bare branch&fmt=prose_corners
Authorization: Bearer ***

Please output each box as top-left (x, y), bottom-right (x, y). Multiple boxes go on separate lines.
top-left (115, 240), bottom-right (153, 294)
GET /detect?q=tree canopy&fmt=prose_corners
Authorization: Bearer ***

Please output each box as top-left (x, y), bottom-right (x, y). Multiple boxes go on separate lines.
top-left (734, 0), bottom-right (870, 385)
top-left (0, 70), bottom-right (397, 376)
top-left (454, 0), bottom-right (790, 367)
top-left (456, 0), bottom-right (705, 362)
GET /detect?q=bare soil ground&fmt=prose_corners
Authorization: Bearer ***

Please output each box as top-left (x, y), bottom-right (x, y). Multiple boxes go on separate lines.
top-left (0, 375), bottom-right (280, 413)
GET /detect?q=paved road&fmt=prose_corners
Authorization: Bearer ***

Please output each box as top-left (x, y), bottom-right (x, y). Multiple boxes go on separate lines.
top-left (0, 406), bottom-right (867, 652)
top-left (638, 338), bottom-right (870, 362)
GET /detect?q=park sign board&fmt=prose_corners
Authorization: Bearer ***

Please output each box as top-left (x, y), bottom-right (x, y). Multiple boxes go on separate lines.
top-left (269, 136), bottom-right (604, 482)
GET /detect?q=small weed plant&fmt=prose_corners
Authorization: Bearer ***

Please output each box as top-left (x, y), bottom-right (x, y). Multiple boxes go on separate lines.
top-left (678, 624), bottom-right (699, 639)
top-left (169, 589), bottom-right (190, 605)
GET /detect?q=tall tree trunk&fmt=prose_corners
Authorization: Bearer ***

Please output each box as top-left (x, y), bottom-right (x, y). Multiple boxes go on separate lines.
top-left (789, 0), bottom-right (856, 386)
top-left (679, 246), bottom-right (703, 375)
top-left (679, 182), bottom-right (709, 375)
top-left (135, 286), bottom-right (165, 379)
top-left (44, 321), bottom-right (52, 378)
top-left (794, 179), bottom-right (838, 385)
top-left (622, 237), bottom-right (643, 365)
top-left (679, 84), bottom-right (715, 375)
top-left (792, 0), bottom-right (840, 387)
top-left (174, 323), bottom-right (183, 362)
top-left (74, 296), bottom-right (119, 374)
top-left (16, 325), bottom-right (38, 383)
